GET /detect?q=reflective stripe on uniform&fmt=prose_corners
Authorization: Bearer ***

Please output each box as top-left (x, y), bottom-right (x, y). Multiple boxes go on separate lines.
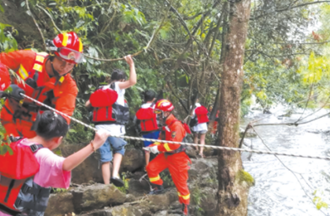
top-left (149, 175), bottom-right (160, 182)
top-left (62, 33), bottom-right (68, 46)
top-left (35, 55), bottom-right (45, 63)
top-left (18, 64), bottom-right (28, 79)
top-left (164, 143), bottom-right (172, 151)
top-left (33, 63), bottom-right (43, 72)
top-left (178, 192), bottom-right (190, 200)
top-left (59, 76), bottom-right (65, 83)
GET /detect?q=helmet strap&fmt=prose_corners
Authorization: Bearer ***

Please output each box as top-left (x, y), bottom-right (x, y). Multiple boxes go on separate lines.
top-left (47, 55), bottom-right (71, 80)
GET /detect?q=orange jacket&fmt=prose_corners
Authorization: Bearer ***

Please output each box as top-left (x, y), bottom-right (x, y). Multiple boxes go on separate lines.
top-left (0, 50), bottom-right (78, 123)
top-left (156, 114), bottom-right (186, 152)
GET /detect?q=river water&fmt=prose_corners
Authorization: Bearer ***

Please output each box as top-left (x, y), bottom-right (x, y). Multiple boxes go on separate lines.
top-left (241, 107), bottom-right (330, 216)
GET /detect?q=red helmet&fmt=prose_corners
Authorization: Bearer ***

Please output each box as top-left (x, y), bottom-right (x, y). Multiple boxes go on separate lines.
top-left (155, 99), bottom-right (174, 112)
top-left (52, 32), bottom-right (84, 64)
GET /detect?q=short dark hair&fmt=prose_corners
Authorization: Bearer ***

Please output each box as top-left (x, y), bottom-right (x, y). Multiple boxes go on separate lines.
top-left (110, 69), bottom-right (127, 82)
top-left (191, 95), bottom-right (198, 103)
top-left (32, 111), bottom-right (69, 140)
top-left (144, 90), bottom-right (156, 103)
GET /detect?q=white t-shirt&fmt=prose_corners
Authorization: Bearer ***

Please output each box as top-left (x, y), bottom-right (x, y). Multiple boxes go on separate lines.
top-left (191, 103), bottom-right (208, 132)
top-left (95, 82), bottom-right (126, 136)
top-left (141, 102), bottom-right (155, 109)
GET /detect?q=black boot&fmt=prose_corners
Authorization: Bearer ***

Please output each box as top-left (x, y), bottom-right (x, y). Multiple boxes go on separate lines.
top-left (149, 184), bottom-right (164, 195)
top-left (182, 204), bottom-right (189, 216)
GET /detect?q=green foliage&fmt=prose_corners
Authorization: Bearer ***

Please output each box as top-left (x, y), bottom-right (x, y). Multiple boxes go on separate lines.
top-left (116, 172), bottom-right (129, 193)
top-left (160, 171), bottom-right (174, 188)
top-left (313, 190), bottom-right (329, 210)
top-left (236, 169), bottom-right (255, 187)
top-left (51, 188), bottom-right (68, 193)
top-left (0, 4), bottom-right (18, 52)
top-left (191, 186), bottom-right (206, 216)
top-left (0, 144), bottom-right (13, 155)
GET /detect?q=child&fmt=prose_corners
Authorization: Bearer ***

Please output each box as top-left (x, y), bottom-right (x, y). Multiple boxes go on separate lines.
top-left (85, 55), bottom-right (137, 187)
top-left (135, 90), bottom-right (160, 168)
top-left (0, 110), bottom-right (109, 216)
top-left (190, 95), bottom-right (209, 158)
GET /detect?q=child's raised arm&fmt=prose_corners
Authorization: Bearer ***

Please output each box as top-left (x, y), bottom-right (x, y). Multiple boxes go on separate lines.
top-left (62, 130), bottom-right (110, 171)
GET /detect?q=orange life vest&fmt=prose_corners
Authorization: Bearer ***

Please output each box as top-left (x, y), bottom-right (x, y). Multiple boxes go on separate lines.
top-left (3, 53), bottom-right (67, 123)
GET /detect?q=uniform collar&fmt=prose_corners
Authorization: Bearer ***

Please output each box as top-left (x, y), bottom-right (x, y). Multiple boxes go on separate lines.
top-left (165, 114), bottom-right (176, 125)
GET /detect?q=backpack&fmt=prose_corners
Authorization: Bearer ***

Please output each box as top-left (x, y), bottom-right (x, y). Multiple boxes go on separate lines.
top-left (195, 106), bottom-right (209, 124)
top-left (0, 138), bottom-right (49, 215)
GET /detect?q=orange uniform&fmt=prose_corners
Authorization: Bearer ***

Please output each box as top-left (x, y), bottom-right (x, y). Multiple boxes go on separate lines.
top-left (146, 114), bottom-right (191, 205)
top-left (0, 50), bottom-right (78, 138)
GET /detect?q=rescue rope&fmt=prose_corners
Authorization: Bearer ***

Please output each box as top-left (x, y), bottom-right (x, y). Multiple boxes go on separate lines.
top-left (21, 94), bottom-right (330, 161)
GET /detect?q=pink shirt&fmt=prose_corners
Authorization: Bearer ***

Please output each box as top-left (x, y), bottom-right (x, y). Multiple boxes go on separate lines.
top-left (0, 138), bottom-right (71, 216)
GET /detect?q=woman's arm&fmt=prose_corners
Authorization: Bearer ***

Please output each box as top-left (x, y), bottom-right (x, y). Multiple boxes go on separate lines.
top-left (62, 130), bottom-right (110, 171)
top-left (117, 55), bottom-right (137, 90)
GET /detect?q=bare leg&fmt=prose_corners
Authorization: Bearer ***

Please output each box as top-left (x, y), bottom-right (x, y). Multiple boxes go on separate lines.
top-left (145, 151), bottom-right (150, 167)
top-left (193, 133), bottom-right (199, 151)
top-left (102, 162), bottom-right (111, 184)
top-left (112, 153), bottom-right (123, 178)
top-left (199, 133), bottom-right (206, 158)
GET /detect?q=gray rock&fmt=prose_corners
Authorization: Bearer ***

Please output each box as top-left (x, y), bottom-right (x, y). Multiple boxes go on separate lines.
top-left (60, 144), bottom-right (103, 184)
top-left (45, 193), bottom-right (74, 216)
top-left (120, 148), bottom-right (144, 172)
top-left (203, 147), bottom-right (215, 157)
top-left (109, 204), bottom-right (144, 216)
top-left (60, 144), bottom-right (144, 184)
top-left (72, 183), bottom-right (126, 212)
top-left (128, 179), bottom-right (150, 196)
top-left (185, 146), bottom-right (197, 158)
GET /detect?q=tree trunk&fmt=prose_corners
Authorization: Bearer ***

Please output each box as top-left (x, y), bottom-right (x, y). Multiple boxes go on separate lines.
top-left (216, 1), bottom-right (252, 216)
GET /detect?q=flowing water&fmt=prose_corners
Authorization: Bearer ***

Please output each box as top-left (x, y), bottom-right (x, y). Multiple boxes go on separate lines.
top-left (242, 107), bottom-right (330, 216)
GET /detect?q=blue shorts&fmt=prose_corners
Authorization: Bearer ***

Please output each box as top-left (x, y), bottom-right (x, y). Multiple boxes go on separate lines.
top-left (98, 136), bottom-right (127, 163)
top-left (142, 131), bottom-right (161, 147)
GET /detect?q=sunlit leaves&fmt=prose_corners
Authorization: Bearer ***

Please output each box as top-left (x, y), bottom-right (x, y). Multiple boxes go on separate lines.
top-left (0, 23), bottom-right (18, 52)
top-left (297, 51), bottom-right (330, 84)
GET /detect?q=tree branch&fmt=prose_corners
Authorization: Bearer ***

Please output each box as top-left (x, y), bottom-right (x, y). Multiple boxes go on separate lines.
top-left (26, 0), bottom-right (46, 50)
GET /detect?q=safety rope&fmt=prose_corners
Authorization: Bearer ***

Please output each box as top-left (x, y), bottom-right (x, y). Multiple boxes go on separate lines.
top-left (21, 94), bottom-right (330, 161)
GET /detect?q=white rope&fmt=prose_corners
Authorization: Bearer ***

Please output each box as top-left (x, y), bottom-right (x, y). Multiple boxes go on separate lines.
top-left (21, 94), bottom-right (330, 161)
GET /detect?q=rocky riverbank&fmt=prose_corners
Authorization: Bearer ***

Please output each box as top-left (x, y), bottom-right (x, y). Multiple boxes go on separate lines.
top-left (45, 143), bottom-right (221, 216)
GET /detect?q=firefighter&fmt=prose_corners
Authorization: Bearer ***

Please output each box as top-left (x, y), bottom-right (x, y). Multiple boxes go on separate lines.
top-left (135, 90), bottom-right (160, 168)
top-left (144, 99), bottom-right (191, 216)
top-left (0, 32), bottom-right (84, 138)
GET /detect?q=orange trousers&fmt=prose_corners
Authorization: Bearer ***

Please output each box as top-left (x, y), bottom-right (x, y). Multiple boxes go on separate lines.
top-left (146, 152), bottom-right (191, 204)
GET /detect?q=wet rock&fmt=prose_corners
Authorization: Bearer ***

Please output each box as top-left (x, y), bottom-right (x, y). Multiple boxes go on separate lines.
top-left (45, 193), bottom-right (74, 216)
top-left (72, 183), bottom-right (126, 213)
